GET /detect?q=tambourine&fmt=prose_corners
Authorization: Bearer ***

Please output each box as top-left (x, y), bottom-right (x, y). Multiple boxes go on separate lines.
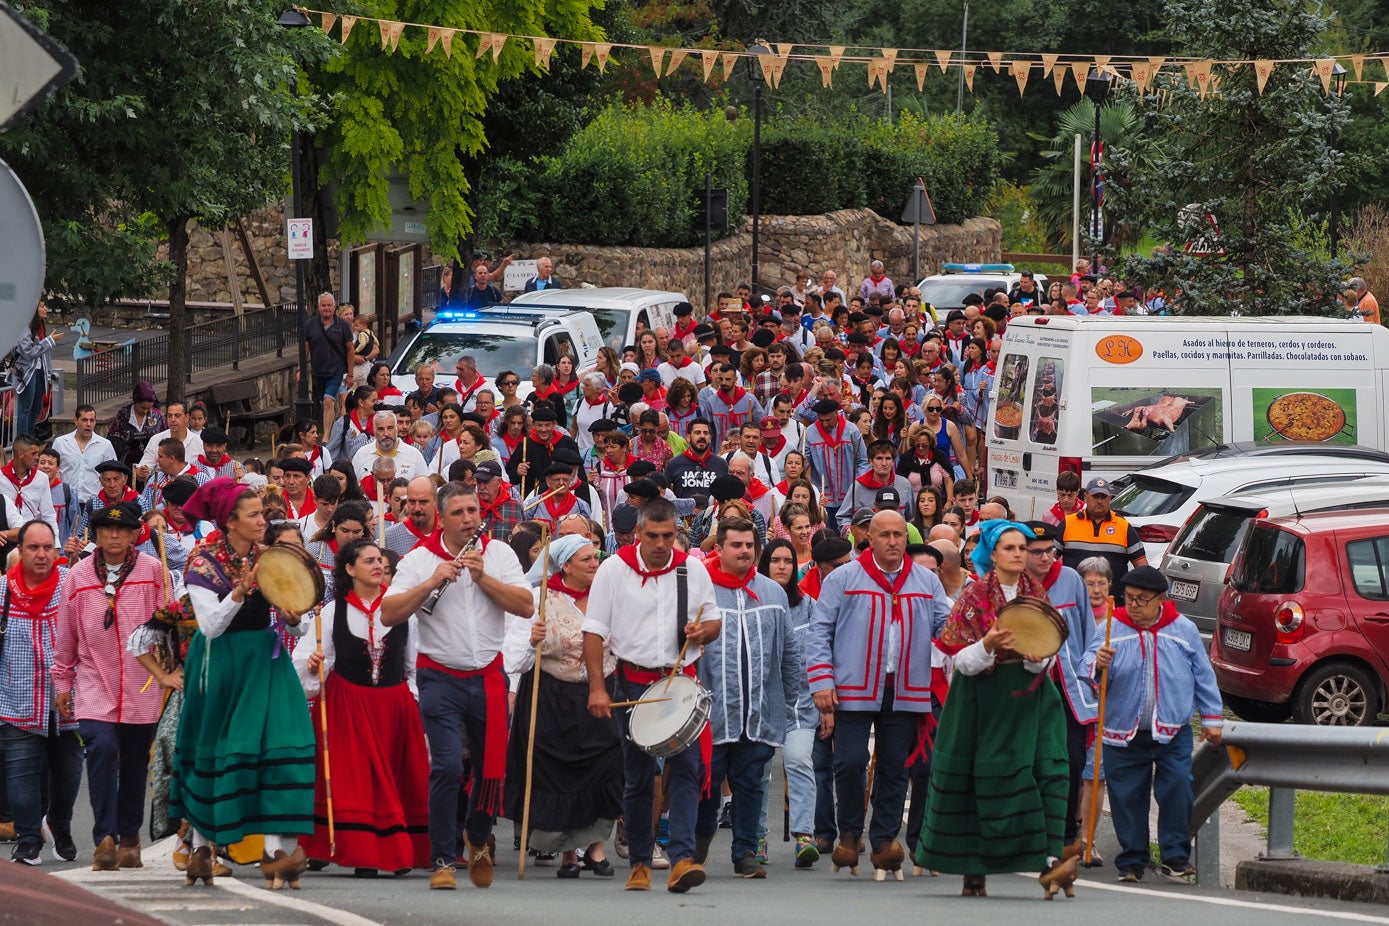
top-left (995, 596), bottom-right (1069, 659)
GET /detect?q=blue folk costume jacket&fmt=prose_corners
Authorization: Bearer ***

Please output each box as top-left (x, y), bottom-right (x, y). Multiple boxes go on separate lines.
top-left (1040, 561), bottom-right (1101, 724)
top-left (698, 567), bottom-right (800, 747)
top-left (698, 384), bottom-right (763, 449)
top-left (805, 551), bottom-right (951, 713)
top-left (793, 401), bottom-right (868, 510)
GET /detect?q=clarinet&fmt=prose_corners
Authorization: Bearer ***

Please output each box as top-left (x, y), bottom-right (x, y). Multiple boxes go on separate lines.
top-left (419, 519), bottom-right (489, 615)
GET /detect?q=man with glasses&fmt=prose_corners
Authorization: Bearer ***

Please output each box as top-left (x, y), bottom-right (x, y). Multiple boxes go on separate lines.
top-left (1023, 522), bottom-right (1100, 863)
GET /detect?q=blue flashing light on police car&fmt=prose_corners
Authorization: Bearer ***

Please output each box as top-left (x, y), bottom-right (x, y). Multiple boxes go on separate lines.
top-left (940, 262), bottom-right (1016, 274)
top-left (432, 309), bottom-right (480, 322)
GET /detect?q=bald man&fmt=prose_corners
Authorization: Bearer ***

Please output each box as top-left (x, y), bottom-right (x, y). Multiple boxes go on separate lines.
top-left (930, 538), bottom-right (971, 604)
top-left (384, 476), bottom-right (439, 553)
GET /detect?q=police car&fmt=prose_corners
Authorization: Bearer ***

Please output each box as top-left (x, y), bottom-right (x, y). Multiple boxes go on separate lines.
top-left (917, 263), bottom-right (1050, 314)
top-left (386, 306), bottom-right (604, 400)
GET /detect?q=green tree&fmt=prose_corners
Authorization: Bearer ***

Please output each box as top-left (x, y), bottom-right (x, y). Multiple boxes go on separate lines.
top-left (1107, 0), bottom-right (1354, 315)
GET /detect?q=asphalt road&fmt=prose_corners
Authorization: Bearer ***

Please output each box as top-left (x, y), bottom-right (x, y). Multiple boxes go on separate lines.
top-left (24, 772), bottom-right (1389, 926)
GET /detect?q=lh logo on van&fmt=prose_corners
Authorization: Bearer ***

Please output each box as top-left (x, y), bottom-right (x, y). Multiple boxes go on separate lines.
top-left (1096, 335), bottom-right (1144, 365)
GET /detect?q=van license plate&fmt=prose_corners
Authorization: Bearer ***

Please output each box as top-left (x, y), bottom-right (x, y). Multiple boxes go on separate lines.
top-left (1169, 580), bottom-right (1199, 601)
top-left (1222, 628), bottom-right (1252, 652)
top-left (993, 470), bottom-right (1018, 489)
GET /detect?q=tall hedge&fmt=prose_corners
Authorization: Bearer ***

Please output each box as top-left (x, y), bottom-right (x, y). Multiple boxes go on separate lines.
top-left (756, 112), bottom-right (869, 215)
top-left (860, 113), bottom-right (1002, 226)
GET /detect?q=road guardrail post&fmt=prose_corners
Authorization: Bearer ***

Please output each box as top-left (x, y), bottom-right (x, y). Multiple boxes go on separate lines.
top-left (1262, 787), bottom-right (1299, 860)
top-left (1195, 809), bottom-right (1220, 887)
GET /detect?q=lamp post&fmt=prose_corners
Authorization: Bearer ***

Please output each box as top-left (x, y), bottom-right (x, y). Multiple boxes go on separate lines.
top-left (1084, 69), bottom-right (1113, 275)
top-left (1328, 62), bottom-right (1347, 262)
top-left (278, 8), bottom-right (314, 426)
top-left (956, 0), bottom-right (970, 118)
top-left (745, 42), bottom-right (771, 296)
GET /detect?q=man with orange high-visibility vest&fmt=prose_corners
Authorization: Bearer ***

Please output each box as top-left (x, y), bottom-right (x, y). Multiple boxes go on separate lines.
top-left (1060, 478), bottom-right (1147, 600)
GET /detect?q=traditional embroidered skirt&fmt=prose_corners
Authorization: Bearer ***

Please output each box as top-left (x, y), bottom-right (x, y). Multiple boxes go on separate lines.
top-left (148, 688), bottom-right (182, 842)
top-left (170, 630), bottom-right (316, 844)
top-left (301, 674), bottom-right (431, 870)
top-left (503, 670), bottom-right (623, 852)
top-left (916, 661), bottom-right (1069, 874)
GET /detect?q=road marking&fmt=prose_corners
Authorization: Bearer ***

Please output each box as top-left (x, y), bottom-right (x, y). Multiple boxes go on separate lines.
top-left (1035, 875), bottom-right (1389, 923)
top-left (215, 878), bottom-right (387, 926)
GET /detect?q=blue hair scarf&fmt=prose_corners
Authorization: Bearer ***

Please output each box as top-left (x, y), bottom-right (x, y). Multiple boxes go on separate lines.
top-left (969, 519), bottom-right (1033, 576)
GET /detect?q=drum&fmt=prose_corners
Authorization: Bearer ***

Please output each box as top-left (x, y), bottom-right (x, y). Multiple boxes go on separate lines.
top-left (628, 674), bottom-right (711, 759)
top-left (996, 596), bottom-right (1069, 659)
top-left (257, 544), bottom-right (325, 616)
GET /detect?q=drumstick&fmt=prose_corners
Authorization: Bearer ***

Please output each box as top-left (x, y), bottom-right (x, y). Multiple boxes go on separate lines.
top-left (156, 524), bottom-right (173, 606)
top-left (663, 605), bottom-right (705, 693)
top-left (518, 528), bottom-right (551, 880)
top-left (314, 603), bottom-right (337, 856)
top-left (376, 478), bottom-right (386, 546)
top-left (520, 483), bottom-right (567, 512)
top-left (607, 697), bottom-right (672, 709)
top-left (1084, 596), bottom-right (1115, 867)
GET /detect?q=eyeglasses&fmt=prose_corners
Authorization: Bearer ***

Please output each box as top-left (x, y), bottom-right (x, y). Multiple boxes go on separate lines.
top-left (1026, 547), bottom-right (1058, 558)
top-left (1125, 593), bottom-right (1161, 607)
top-left (925, 405), bottom-right (943, 412)
top-left (498, 379), bottom-right (519, 387)
top-left (640, 429), bottom-right (659, 436)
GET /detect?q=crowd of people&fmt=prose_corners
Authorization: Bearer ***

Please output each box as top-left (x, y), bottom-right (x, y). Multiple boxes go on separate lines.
top-left (0, 267), bottom-right (1226, 903)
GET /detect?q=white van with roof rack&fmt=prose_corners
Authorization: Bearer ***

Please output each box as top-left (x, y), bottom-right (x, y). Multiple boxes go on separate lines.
top-left (509, 287), bottom-right (689, 354)
top-left (917, 263), bottom-right (1050, 319)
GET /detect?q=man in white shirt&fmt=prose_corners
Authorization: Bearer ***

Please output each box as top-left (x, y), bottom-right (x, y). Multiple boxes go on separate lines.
top-left (0, 434), bottom-right (58, 537)
top-left (582, 498), bottom-right (721, 894)
top-left (352, 411), bottom-right (428, 481)
top-left (381, 483), bottom-right (533, 891)
top-left (136, 400), bottom-right (204, 483)
top-left (657, 338), bottom-right (706, 389)
top-left (51, 404), bottom-right (116, 507)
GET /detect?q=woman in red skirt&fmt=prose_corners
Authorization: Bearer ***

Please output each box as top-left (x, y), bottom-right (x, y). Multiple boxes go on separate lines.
top-left (293, 538), bottom-right (430, 876)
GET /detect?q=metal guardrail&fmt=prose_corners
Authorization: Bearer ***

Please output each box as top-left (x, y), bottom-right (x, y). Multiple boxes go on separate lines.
top-left (1189, 721), bottom-right (1389, 884)
top-left (76, 305), bottom-right (296, 408)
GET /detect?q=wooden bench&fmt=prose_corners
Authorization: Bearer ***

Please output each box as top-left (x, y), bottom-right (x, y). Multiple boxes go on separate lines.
top-left (209, 380), bottom-right (292, 449)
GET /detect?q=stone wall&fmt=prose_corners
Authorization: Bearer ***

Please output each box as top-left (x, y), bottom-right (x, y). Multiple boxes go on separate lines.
top-left (510, 209), bottom-right (1001, 309)
top-left (170, 205), bottom-right (342, 307)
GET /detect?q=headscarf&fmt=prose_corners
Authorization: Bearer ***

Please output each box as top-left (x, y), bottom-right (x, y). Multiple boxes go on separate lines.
top-left (133, 381), bottom-right (159, 405)
top-left (969, 518), bottom-right (1032, 576)
top-left (183, 476), bottom-right (254, 529)
top-left (523, 533), bottom-right (594, 586)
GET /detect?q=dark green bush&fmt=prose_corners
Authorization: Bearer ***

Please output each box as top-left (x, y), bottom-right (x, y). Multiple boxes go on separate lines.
top-left (861, 112), bottom-right (1002, 225)
top-left (757, 112), bottom-right (868, 215)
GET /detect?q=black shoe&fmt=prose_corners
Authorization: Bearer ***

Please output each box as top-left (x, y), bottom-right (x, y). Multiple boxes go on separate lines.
top-left (530, 849), bottom-right (557, 866)
top-left (306, 857), bottom-right (330, 871)
top-left (733, 853), bottom-right (766, 879)
top-left (581, 854), bottom-right (614, 877)
top-left (41, 818), bottom-right (75, 863)
top-left (556, 862), bottom-right (582, 879)
top-left (353, 867), bottom-right (379, 878)
top-left (1118, 867), bottom-right (1144, 883)
top-left (10, 842), bottom-right (41, 866)
top-left (717, 802), bottom-right (733, 829)
top-left (693, 831), bottom-right (714, 865)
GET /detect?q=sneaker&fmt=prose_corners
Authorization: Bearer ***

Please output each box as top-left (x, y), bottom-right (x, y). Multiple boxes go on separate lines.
top-left (734, 853), bottom-right (766, 879)
top-left (654, 816), bottom-right (670, 848)
top-left (625, 862), bottom-right (651, 891)
top-left (667, 858), bottom-right (707, 893)
top-left (42, 818), bottom-right (76, 863)
top-left (1158, 860), bottom-right (1196, 884)
top-left (10, 842), bottom-right (41, 866)
top-left (794, 835), bottom-right (819, 869)
top-left (614, 818), bottom-right (629, 859)
top-left (717, 801), bottom-right (733, 829)
top-left (1117, 867), bottom-right (1144, 883)
top-left (529, 849), bottom-right (557, 866)
top-left (430, 857), bottom-right (457, 890)
top-left (755, 837), bottom-right (768, 865)
top-left (651, 844), bottom-right (671, 870)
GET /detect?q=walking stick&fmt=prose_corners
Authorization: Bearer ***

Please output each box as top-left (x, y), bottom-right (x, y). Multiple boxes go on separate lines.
top-left (518, 529), bottom-right (552, 880)
top-left (1084, 596), bottom-right (1115, 866)
top-left (376, 478), bottom-right (386, 546)
top-left (142, 529), bottom-right (176, 693)
top-left (864, 750), bottom-right (877, 813)
top-left (314, 604), bottom-right (336, 856)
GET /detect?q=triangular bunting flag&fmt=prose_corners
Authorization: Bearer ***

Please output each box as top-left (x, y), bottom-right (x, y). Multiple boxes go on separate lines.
top-left (1041, 53), bottom-right (1059, 73)
top-left (757, 52), bottom-right (775, 84)
top-left (1380, 56), bottom-right (1389, 81)
top-left (816, 56), bottom-right (834, 88)
top-left (1148, 56), bottom-right (1166, 75)
top-left (1377, 82), bottom-right (1387, 97)
top-left (769, 57), bottom-right (788, 88)
top-left (1053, 65), bottom-right (1067, 94)
top-left (339, 14), bottom-right (356, 43)
top-left (701, 50), bottom-right (718, 82)
top-left (1071, 60), bottom-right (1090, 89)
top-left (935, 49), bottom-right (951, 73)
top-left (427, 27), bottom-right (443, 54)
top-left (320, 12), bottom-right (336, 35)
top-left (476, 33), bottom-right (497, 60)
top-left (1093, 55), bottom-right (1110, 73)
top-left (648, 46), bottom-right (666, 78)
top-left (1254, 59), bottom-right (1274, 94)
top-left (1314, 57), bottom-right (1335, 93)
top-left (721, 52), bottom-right (739, 82)
top-left (775, 43), bottom-right (794, 59)
top-left (534, 37), bottom-right (557, 70)
top-left (915, 62), bottom-right (928, 90)
top-left (666, 49), bottom-right (688, 76)
top-left (581, 43), bottom-right (595, 69)
top-left (988, 51), bottom-right (1004, 73)
top-left (829, 46), bottom-right (846, 67)
top-left (1182, 62), bottom-right (1199, 88)
top-left (1011, 61), bottom-right (1030, 96)
top-left (595, 43), bottom-right (612, 72)
top-left (1131, 62), bottom-right (1152, 94)
top-left (964, 63), bottom-right (977, 91)
top-left (491, 35), bottom-right (506, 62)
top-left (378, 21), bottom-right (405, 52)
top-left (883, 49), bottom-right (898, 72)
top-left (1351, 54), bottom-right (1365, 81)
top-left (869, 59), bottom-right (887, 91)
top-left (441, 30), bottom-right (454, 57)
top-left (1193, 60), bottom-right (1213, 98)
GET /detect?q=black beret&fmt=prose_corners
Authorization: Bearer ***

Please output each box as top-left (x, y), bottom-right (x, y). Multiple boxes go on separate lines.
top-left (1121, 566), bottom-right (1170, 593)
top-left (96, 460), bottom-right (132, 478)
top-left (551, 447), bottom-right (583, 467)
top-left (1022, 521), bottom-right (1060, 543)
top-left (847, 312), bottom-right (867, 324)
top-left (279, 457), bottom-right (312, 475)
top-left (200, 426), bottom-right (229, 445)
top-left (530, 404), bottom-right (557, 422)
top-left (864, 305), bottom-right (884, 317)
top-left (90, 501), bottom-right (141, 530)
top-left (673, 301), bottom-right (694, 317)
top-left (627, 460), bottom-right (657, 479)
top-left (588, 418), bottom-right (618, 434)
top-left (908, 543), bottom-right (944, 566)
top-left (543, 462), bottom-right (573, 477)
top-left (812, 399), bottom-right (840, 415)
top-left (710, 475), bottom-right (747, 502)
top-left (617, 383), bottom-right (645, 405)
top-left (459, 412), bottom-right (487, 428)
top-left (161, 476), bottom-right (200, 507)
top-left (846, 332), bottom-right (870, 345)
top-left (623, 479), bottom-right (659, 499)
top-left (822, 347), bottom-right (846, 362)
top-left (812, 537), bottom-right (853, 563)
top-left (751, 329), bottom-right (776, 348)
top-left (693, 323), bottom-right (717, 339)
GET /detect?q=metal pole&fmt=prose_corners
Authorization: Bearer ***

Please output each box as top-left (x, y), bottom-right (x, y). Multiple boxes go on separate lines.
top-left (1262, 787), bottom-right (1299, 860)
top-left (1091, 102), bottom-right (1102, 274)
top-left (750, 80), bottom-right (762, 294)
top-left (956, 0), bottom-right (970, 118)
top-left (912, 220), bottom-right (920, 285)
top-left (290, 74), bottom-right (313, 426)
top-left (704, 172), bottom-right (713, 315)
top-left (1195, 809), bottom-right (1221, 888)
top-left (1072, 134), bottom-right (1082, 270)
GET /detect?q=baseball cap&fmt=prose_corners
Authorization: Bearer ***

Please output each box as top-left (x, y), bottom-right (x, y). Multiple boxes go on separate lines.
top-left (874, 488), bottom-right (901, 509)
top-left (850, 507), bottom-right (875, 527)
top-left (1085, 477), bottom-right (1113, 496)
top-left (474, 461), bottom-right (503, 481)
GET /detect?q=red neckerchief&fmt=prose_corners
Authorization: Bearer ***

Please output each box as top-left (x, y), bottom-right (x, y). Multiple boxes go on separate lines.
top-left (1041, 558), bottom-right (1062, 590)
top-left (2, 464), bottom-right (36, 512)
top-left (775, 479), bottom-right (790, 495)
top-left (945, 330), bottom-right (968, 345)
top-left (552, 378), bottom-right (581, 397)
top-left (673, 319), bottom-right (696, 340)
top-left (286, 489), bottom-right (316, 521)
top-left (378, 386), bottom-right (403, 400)
top-left (546, 572), bottom-right (590, 603)
top-left (815, 416), bottom-right (847, 448)
top-left (6, 563), bottom-right (59, 617)
top-left (532, 384), bottom-right (554, 401)
top-left (198, 452), bottom-right (229, 469)
top-left (528, 429), bottom-right (560, 450)
top-left (745, 478), bottom-right (772, 502)
top-left (501, 430), bottom-right (524, 453)
top-left (600, 454), bottom-right (637, 473)
top-left (964, 510), bottom-right (980, 526)
top-left (901, 340), bottom-right (921, 357)
top-left (306, 445), bottom-right (322, 468)
top-left (101, 487), bottom-right (140, 507)
top-left (857, 549), bottom-right (913, 628)
top-left (542, 491), bottom-right (577, 521)
top-left (704, 556), bottom-right (759, 600)
top-left (164, 508), bottom-right (197, 535)
top-left (584, 393), bottom-right (609, 408)
top-left (642, 385), bottom-right (667, 404)
top-left (668, 356), bottom-right (695, 370)
top-left (682, 447), bottom-right (713, 465)
top-left (1114, 600), bottom-right (1181, 633)
top-left (454, 373), bottom-right (485, 406)
top-left (798, 565), bottom-right (823, 600)
top-left (419, 527), bottom-right (489, 561)
top-left (669, 404), bottom-right (697, 426)
top-left (762, 434), bottom-right (786, 457)
top-left (402, 516), bottom-right (437, 544)
top-left (346, 588), bottom-right (386, 619)
top-left (615, 544), bottom-right (688, 586)
top-left (477, 488), bottom-right (513, 522)
top-left (791, 388), bottom-right (809, 406)
top-left (856, 470), bottom-right (893, 490)
top-left (359, 474), bottom-right (380, 499)
top-left (716, 385), bottom-right (749, 406)
top-left (349, 408), bottom-right (375, 437)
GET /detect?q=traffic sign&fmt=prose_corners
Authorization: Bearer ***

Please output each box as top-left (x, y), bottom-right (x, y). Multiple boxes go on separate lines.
top-left (287, 218), bottom-right (314, 260)
top-left (1182, 208), bottom-right (1226, 257)
top-left (0, 158), bottom-right (46, 358)
top-left (0, 2), bottom-right (78, 132)
top-left (900, 179), bottom-right (936, 226)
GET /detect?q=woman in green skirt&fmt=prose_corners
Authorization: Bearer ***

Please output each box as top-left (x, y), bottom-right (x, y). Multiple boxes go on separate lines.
top-left (916, 519), bottom-right (1079, 899)
top-left (170, 477), bottom-right (317, 889)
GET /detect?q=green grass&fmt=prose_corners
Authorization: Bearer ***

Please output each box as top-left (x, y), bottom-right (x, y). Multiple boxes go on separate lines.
top-left (1231, 787), bottom-right (1389, 867)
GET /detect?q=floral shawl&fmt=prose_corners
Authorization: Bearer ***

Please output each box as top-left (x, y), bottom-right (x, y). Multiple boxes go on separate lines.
top-left (937, 569), bottom-right (1045, 663)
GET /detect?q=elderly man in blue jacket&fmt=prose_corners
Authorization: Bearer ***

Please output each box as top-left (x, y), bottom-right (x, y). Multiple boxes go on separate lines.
top-left (1090, 566), bottom-right (1223, 886)
top-left (805, 510), bottom-right (950, 881)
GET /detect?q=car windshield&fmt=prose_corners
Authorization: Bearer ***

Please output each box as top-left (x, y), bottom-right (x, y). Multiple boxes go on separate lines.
top-left (1111, 475), bottom-right (1193, 518)
top-left (1167, 506), bottom-right (1254, 563)
top-left (583, 308), bottom-right (630, 352)
top-left (920, 278), bottom-right (1011, 309)
top-left (391, 331), bottom-right (537, 380)
top-left (1231, 525), bottom-right (1305, 594)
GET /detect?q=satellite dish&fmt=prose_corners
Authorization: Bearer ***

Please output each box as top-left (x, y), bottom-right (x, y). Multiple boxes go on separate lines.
top-left (0, 158), bottom-right (45, 358)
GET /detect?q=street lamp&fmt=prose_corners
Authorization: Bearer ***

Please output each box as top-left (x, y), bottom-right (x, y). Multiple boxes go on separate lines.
top-left (744, 41), bottom-right (772, 297)
top-left (956, 0), bottom-right (971, 118)
top-left (1084, 69), bottom-right (1113, 275)
top-left (1328, 62), bottom-right (1348, 261)
top-left (279, 8), bottom-right (314, 427)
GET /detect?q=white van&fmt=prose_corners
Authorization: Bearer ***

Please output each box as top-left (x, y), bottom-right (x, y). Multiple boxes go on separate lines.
top-left (510, 287), bottom-right (689, 354)
top-left (985, 315), bottom-right (1389, 518)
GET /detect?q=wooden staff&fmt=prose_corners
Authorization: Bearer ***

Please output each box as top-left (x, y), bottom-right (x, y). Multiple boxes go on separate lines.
top-left (156, 525), bottom-right (173, 605)
top-left (518, 528), bottom-right (552, 880)
top-left (375, 478), bottom-right (386, 546)
top-left (313, 604), bottom-right (336, 856)
top-left (520, 483), bottom-right (568, 512)
top-left (664, 605), bottom-right (705, 693)
top-left (1084, 596), bottom-right (1115, 866)
top-left (864, 749), bottom-right (877, 813)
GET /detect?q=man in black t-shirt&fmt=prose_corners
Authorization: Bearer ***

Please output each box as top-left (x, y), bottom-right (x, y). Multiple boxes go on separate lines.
top-left (303, 292), bottom-right (356, 425)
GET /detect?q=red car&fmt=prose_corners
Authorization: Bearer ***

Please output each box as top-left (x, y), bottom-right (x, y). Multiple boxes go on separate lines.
top-left (1211, 507), bottom-right (1389, 727)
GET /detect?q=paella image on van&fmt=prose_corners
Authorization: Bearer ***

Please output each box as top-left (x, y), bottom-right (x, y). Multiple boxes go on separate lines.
top-left (1252, 388), bottom-right (1356, 445)
top-left (1091, 387), bottom-right (1226, 456)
